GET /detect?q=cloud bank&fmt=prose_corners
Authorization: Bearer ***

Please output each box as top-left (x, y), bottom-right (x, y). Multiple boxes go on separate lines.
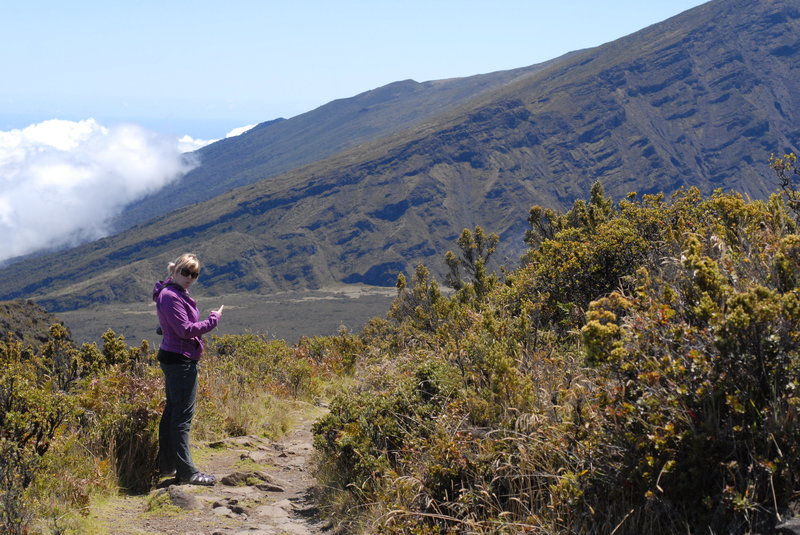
top-left (177, 124), bottom-right (256, 152)
top-left (225, 124), bottom-right (256, 138)
top-left (0, 119), bottom-right (195, 264)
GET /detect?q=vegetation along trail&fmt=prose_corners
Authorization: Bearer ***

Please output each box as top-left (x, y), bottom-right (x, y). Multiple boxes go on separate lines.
top-left (4, 174), bottom-right (800, 534)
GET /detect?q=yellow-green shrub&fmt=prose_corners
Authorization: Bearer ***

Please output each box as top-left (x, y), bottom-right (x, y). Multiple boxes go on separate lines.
top-left (313, 185), bottom-right (800, 534)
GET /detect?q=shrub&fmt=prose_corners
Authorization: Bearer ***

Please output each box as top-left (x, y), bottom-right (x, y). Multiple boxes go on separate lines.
top-left (0, 329), bottom-right (76, 534)
top-left (389, 264), bottom-right (452, 337)
top-left (313, 184), bottom-right (800, 535)
top-left (312, 357), bottom-right (461, 523)
top-left (0, 440), bottom-right (37, 535)
top-left (77, 350), bottom-right (162, 494)
top-left (580, 227), bottom-right (800, 532)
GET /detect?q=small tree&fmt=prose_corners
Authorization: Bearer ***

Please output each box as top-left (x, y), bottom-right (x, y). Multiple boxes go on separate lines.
top-left (525, 204), bottom-right (562, 249)
top-left (769, 152), bottom-right (800, 224)
top-left (444, 226), bottom-right (499, 302)
top-left (101, 329), bottom-right (129, 366)
top-left (40, 323), bottom-right (81, 391)
top-left (389, 265), bottom-right (448, 333)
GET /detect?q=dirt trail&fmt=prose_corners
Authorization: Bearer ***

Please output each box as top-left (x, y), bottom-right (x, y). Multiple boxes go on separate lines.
top-left (92, 405), bottom-right (330, 535)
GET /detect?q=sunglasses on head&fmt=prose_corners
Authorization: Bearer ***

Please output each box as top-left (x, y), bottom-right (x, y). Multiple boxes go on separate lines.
top-left (180, 267), bottom-right (200, 279)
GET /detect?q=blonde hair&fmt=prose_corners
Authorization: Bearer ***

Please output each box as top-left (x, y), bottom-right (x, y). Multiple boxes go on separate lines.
top-left (168, 253), bottom-right (200, 277)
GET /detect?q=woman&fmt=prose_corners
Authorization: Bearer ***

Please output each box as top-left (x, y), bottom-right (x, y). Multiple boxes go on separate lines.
top-left (152, 253), bottom-right (223, 486)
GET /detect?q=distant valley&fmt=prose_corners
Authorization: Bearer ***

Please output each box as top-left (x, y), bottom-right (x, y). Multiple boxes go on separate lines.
top-left (1, 0), bottom-right (799, 344)
top-left (58, 285), bottom-right (396, 347)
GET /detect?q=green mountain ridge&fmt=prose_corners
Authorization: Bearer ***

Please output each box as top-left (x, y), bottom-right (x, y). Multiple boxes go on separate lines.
top-left (113, 58), bottom-right (573, 231)
top-left (1, 0), bottom-right (799, 317)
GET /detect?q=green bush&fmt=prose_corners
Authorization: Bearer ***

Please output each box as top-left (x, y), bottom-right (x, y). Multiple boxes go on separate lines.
top-left (0, 440), bottom-right (37, 535)
top-left (0, 329), bottom-right (76, 534)
top-left (312, 356), bottom-right (461, 524)
top-left (580, 224), bottom-right (800, 532)
top-left (313, 184), bottom-right (800, 534)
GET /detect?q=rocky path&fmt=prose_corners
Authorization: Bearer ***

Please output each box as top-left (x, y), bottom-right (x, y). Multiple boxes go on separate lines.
top-left (92, 405), bottom-right (330, 535)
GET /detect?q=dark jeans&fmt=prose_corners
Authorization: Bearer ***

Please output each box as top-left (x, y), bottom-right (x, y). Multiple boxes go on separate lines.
top-left (158, 356), bottom-right (198, 480)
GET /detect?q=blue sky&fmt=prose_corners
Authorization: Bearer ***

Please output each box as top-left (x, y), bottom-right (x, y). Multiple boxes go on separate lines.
top-left (2, 0), bottom-right (708, 139)
top-left (0, 0), bottom-right (710, 263)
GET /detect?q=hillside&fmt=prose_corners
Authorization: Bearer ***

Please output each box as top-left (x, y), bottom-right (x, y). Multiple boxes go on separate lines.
top-left (0, 300), bottom-right (65, 347)
top-left (1, 0), bottom-right (799, 314)
top-left (114, 59), bottom-right (570, 230)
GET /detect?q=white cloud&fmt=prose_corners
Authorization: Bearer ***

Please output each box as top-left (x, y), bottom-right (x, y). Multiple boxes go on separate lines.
top-left (226, 124), bottom-right (256, 138)
top-left (175, 124), bottom-right (257, 154)
top-left (177, 134), bottom-right (215, 153)
top-left (0, 119), bottom-right (196, 264)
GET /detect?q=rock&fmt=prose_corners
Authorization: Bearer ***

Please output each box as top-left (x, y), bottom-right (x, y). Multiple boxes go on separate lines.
top-left (777, 518), bottom-right (800, 535)
top-left (241, 450), bottom-right (272, 463)
top-left (274, 499), bottom-right (294, 510)
top-left (228, 436), bottom-right (258, 448)
top-left (221, 470), bottom-right (266, 486)
top-left (254, 504), bottom-right (291, 519)
top-left (163, 486), bottom-right (201, 510)
top-left (230, 504), bottom-right (249, 515)
top-left (219, 484), bottom-right (261, 499)
top-left (256, 483), bottom-right (285, 492)
top-left (222, 470), bottom-right (287, 492)
top-left (212, 497), bottom-right (252, 517)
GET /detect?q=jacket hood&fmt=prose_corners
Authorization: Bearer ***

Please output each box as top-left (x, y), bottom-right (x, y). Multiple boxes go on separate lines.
top-left (152, 278), bottom-right (182, 301)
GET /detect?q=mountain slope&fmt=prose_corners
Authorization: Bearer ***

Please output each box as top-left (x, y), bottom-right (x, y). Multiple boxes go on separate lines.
top-left (0, 300), bottom-right (64, 347)
top-left (114, 59), bottom-right (574, 230)
top-left (2, 0), bottom-right (799, 312)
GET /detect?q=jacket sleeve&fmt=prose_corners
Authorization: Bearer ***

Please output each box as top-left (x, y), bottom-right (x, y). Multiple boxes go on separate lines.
top-left (160, 291), bottom-right (219, 339)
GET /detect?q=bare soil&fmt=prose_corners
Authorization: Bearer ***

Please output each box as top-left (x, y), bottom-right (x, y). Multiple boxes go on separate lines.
top-left (90, 404), bottom-right (331, 535)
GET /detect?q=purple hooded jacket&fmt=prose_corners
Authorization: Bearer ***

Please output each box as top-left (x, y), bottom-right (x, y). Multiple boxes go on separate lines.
top-left (152, 279), bottom-right (220, 361)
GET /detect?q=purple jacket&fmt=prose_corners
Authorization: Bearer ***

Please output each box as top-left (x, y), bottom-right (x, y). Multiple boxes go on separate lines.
top-left (152, 279), bottom-right (219, 361)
